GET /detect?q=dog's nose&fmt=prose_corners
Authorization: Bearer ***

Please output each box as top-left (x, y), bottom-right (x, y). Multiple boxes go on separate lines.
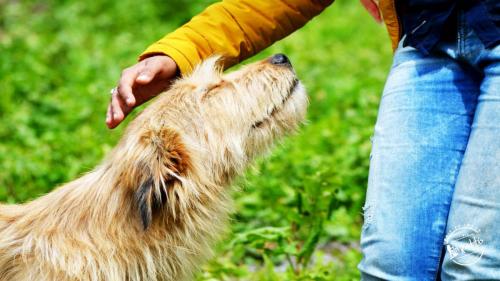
top-left (270, 53), bottom-right (290, 65)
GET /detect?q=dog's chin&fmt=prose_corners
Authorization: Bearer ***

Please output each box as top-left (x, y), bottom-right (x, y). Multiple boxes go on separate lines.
top-left (288, 80), bottom-right (307, 111)
top-left (282, 80), bottom-right (308, 124)
top-left (251, 79), bottom-right (305, 130)
top-left (245, 81), bottom-right (306, 158)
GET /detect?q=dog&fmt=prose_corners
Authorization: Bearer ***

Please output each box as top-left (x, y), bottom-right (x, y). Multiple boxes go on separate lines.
top-left (0, 54), bottom-right (307, 281)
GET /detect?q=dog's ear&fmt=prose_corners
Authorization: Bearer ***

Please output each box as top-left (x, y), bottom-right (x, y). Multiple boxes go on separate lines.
top-left (132, 128), bottom-right (192, 230)
top-left (135, 177), bottom-right (165, 230)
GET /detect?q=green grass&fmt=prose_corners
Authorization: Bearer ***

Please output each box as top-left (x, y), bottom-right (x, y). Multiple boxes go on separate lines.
top-left (0, 0), bottom-right (393, 279)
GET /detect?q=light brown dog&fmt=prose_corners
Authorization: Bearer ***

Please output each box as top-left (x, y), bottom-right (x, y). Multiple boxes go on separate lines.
top-left (0, 54), bottom-right (307, 281)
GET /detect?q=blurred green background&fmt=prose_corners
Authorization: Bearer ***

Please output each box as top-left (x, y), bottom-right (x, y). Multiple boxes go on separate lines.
top-left (0, 0), bottom-right (392, 280)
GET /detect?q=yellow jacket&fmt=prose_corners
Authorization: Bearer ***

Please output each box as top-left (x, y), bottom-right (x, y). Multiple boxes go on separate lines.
top-left (140, 0), bottom-right (400, 75)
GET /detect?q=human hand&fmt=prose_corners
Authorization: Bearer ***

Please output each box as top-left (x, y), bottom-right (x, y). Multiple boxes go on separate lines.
top-left (106, 55), bottom-right (178, 129)
top-left (360, 0), bottom-right (382, 23)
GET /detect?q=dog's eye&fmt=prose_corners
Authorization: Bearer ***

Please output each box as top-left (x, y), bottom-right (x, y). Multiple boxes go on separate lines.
top-left (201, 81), bottom-right (232, 101)
top-left (201, 86), bottom-right (220, 100)
top-left (170, 157), bottom-right (180, 167)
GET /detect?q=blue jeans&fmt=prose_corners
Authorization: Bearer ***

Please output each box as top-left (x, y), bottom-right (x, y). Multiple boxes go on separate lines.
top-left (358, 15), bottom-right (500, 281)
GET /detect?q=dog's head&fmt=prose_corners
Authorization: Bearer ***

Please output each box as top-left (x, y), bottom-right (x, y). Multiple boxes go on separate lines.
top-left (193, 54), bottom-right (308, 160)
top-left (118, 55), bottom-right (307, 229)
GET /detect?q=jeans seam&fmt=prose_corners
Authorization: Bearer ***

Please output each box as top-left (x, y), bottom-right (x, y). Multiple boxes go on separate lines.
top-left (433, 246), bottom-right (445, 281)
top-left (434, 149), bottom-right (469, 281)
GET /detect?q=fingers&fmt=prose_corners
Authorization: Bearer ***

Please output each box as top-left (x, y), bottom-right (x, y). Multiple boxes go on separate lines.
top-left (106, 103), bottom-right (112, 124)
top-left (105, 103), bottom-right (121, 130)
top-left (105, 56), bottom-right (178, 129)
top-left (115, 58), bottom-right (164, 107)
top-left (106, 89), bottom-right (131, 129)
top-left (106, 95), bottom-right (125, 129)
top-left (118, 67), bottom-right (139, 107)
top-left (360, 0), bottom-right (382, 23)
top-left (107, 62), bottom-right (149, 129)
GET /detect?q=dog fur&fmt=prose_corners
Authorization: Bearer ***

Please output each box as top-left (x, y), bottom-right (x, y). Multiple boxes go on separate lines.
top-left (0, 56), bottom-right (307, 281)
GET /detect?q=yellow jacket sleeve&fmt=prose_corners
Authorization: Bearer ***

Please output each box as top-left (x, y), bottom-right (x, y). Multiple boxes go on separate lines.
top-left (140, 0), bottom-right (334, 74)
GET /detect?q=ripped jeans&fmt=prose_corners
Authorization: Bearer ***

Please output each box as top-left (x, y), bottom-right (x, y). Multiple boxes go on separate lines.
top-left (357, 18), bottom-right (500, 281)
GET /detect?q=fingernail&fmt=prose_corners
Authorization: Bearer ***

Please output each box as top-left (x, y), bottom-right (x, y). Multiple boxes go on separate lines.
top-left (138, 74), bottom-right (149, 81)
top-left (126, 98), bottom-right (134, 105)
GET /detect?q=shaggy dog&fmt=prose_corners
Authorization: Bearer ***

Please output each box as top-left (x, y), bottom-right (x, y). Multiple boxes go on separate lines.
top-left (0, 54), bottom-right (307, 281)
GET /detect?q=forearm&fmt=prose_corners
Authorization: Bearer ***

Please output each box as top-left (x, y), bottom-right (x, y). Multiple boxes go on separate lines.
top-left (140, 0), bottom-right (334, 74)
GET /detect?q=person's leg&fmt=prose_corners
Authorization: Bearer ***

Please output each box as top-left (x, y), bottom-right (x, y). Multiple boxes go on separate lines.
top-left (358, 45), bottom-right (481, 280)
top-left (440, 44), bottom-right (500, 280)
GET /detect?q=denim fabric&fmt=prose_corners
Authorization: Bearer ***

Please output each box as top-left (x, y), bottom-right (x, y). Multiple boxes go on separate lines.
top-left (358, 12), bottom-right (500, 281)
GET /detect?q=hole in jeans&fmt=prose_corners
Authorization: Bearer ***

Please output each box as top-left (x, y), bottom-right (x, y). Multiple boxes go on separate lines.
top-left (362, 204), bottom-right (374, 229)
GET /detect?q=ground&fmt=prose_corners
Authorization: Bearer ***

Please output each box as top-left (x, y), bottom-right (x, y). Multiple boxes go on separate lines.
top-left (0, 0), bottom-right (392, 279)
